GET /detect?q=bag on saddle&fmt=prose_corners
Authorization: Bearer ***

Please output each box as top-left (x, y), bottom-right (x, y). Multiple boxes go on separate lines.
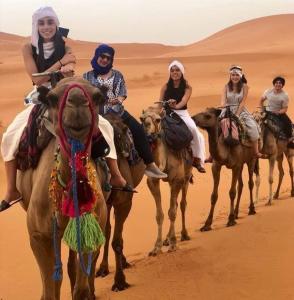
top-left (161, 109), bottom-right (193, 151)
top-left (220, 117), bottom-right (240, 146)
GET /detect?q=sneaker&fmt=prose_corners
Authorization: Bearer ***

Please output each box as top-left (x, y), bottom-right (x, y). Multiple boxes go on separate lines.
top-left (145, 163), bottom-right (168, 179)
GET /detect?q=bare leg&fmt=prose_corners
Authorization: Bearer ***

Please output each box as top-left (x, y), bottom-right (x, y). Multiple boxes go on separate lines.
top-left (200, 162), bottom-right (221, 231)
top-left (2, 160), bottom-right (22, 202)
top-left (274, 155), bottom-right (284, 199)
top-left (106, 158), bottom-right (126, 187)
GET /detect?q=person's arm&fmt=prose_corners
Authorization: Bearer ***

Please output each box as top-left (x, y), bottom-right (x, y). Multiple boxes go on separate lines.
top-left (221, 86), bottom-right (227, 106)
top-left (235, 84), bottom-right (249, 116)
top-left (22, 42), bottom-right (76, 86)
top-left (277, 93), bottom-right (289, 114)
top-left (109, 72), bottom-right (127, 105)
top-left (173, 85), bottom-right (192, 109)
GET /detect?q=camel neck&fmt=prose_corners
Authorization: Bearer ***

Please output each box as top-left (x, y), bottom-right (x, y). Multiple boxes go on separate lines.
top-left (207, 126), bottom-right (222, 161)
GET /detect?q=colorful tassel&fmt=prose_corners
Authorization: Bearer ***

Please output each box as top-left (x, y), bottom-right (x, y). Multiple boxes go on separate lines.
top-left (63, 213), bottom-right (105, 253)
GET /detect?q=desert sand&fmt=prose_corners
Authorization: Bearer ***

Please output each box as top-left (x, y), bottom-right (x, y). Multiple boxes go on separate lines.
top-left (1, 14), bottom-right (294, 299)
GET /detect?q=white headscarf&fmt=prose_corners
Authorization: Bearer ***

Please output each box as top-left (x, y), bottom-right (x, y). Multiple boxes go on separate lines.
top-left (229, 65), bottom-right (243, 77)
top-left (168, 60), bottom-right (185, 75)
top-left (31, 6), bottom-right (59, 55)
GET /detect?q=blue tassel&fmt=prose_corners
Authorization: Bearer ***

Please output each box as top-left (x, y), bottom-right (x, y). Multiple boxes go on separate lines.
top-left (52, 215), bottom-right (62, 281)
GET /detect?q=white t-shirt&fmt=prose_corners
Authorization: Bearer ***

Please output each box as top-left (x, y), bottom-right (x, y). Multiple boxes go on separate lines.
top-left (263, 88), bottom-right (289, 112)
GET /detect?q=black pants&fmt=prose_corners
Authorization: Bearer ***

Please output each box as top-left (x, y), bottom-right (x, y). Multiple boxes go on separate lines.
top-left (121, 110), bottom-right (154, 164)
top-left (278, 113), bottom-right (293, 138)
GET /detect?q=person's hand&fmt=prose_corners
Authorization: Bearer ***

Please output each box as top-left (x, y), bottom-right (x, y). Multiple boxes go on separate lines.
top-left (109, 98), bottom-right (121, 105)
top-left (60, 53), bottom-right (76, 65)
top-left (167, 99), bottom-right (177, 108)
top-left (60, 64), bottom-right (75, 76)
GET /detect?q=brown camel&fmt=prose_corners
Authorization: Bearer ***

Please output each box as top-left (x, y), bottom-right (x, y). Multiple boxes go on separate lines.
top-left (192, 108), bottom-right (258, 231)
top-left (140, 107), bottom-right (193, 255)
top-left (254, 111), bottom-right (294, 205)
top-left (17, 77), bottom-right (108, 300)
top-left (95, 114), bottom-right (145, 291)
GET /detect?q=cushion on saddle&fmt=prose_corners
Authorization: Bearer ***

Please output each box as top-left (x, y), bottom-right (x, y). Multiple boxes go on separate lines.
top-left (161, 110), bottom-right (193, 151)
top-left (264, 112), bottom-right (288, 140)
top-left (17, 104), bottom-right (52, 171)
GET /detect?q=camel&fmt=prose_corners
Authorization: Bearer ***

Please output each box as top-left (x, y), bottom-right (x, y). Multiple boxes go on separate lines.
top-left (95, 114), bottom-right (145, 291)
top-left (140, 107), bottom-right (193, 255)
top-left (17, 77), bottom-right (107, 300)
top-left (254, 111), bottom-right (294, 205)
top-left (192, 108), bottom-right (258, 231)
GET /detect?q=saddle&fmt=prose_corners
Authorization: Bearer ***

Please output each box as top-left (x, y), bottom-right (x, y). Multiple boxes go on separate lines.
top-left (262, 111), bottom-right (288, 140)
top-left (219, 111), bottom-right (250, 147)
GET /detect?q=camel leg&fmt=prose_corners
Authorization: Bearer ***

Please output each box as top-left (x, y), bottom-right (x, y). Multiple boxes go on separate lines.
top-left (29, 231), bottom-right (61, 300)
top-left (247, 161), bottom-right (256, 215)
top-left (111, 200), bottom-right (132, 291)
top-left (147, 178), bottom-right (164, 256)
top-left (180, 180), bottom-right (190, 241)
top-left (72, 253), bottom-right (93, 300)
top-left (200, 163), bottom-right (222, 231)
top-left (96, 204), bottom-right (112, 277)
top-left (286, 153), bottom-right (294, 197)
top-left (274, 155), bottom-right (284, 199)
top-left (254, 160), bottom-right (260, 204)
top-left (227, 166), bottom-right (240, 227)
top-left (167, 180), bottom-right (182, 252)
top-left (88, 250), bottom-right (100, 300)
top-left (234, 166), bottom-right (244, 219)
top-left (68, 250), bottom-right (76, 296)
top-left (266, 156), bottom-right (276, 205)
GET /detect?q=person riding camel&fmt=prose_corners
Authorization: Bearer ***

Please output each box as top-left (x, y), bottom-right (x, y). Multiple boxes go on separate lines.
top-left (83, 44), bottom-right (168, 179)
top-left (260, 76), bottom-right (294, 148)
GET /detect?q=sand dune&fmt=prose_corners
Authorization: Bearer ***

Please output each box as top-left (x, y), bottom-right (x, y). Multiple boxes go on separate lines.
top-left (1, 14), bottom-right (294, 300)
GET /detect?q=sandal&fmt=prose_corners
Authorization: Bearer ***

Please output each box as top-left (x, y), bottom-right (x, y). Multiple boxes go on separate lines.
top-left (0, 197), bottom-right (22, 213)
top-left (192, 162), bottom-right (206, 173)
top-left (111, 183), bottom-right (138, 193)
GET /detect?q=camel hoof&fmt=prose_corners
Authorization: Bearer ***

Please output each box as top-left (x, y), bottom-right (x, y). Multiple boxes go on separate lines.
top-left (273, 194), bottom-right (279, 200)
top-left (248, 208), bottom-right (256, 215)
top-left (200, 225), bottom-right (211, 232)
top-left (148, 248), bottom-right (162, 257)
top-left (168, 244), bottom-right (177, 252)
top-left (96, 266), bottom-right (110, 278)
top-left (111, 281), bottom-right (130, 292)
top-left (181, 233), bottom-right (191, 241)
top-left (227, 220), bottom-right (237, 227)
top-left (163, 239), bottom-right (170, 246)
top-left (265, 201), bottom-right (272, 206)
top-left (291, 190), bottom-right (294, 197)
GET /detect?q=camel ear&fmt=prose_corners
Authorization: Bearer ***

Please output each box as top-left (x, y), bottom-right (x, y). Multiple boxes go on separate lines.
top-left (215, 108), bottom-right (222, 117)
top-left (92, 87), bottom-right (106, 106)
top-left (155, 116), bottom-right (161, 123)
top-left (37, 86), bottom-right (50, 105)
top-left (140, 116), bottom-right (145, 123)
top-left (46, 90), bottom-right (59, 108)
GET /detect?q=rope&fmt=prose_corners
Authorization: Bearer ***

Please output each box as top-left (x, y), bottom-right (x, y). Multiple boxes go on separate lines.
top-left (52, 214), bottom-right (62, 280)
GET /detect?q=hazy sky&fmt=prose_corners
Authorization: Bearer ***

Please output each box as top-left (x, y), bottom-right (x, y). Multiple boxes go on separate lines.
top-left (1, 0), bottom-right (294, 45)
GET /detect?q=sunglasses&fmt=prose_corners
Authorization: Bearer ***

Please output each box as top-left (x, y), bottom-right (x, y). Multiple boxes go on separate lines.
top-left (99, 54), bottom-right (112, 61)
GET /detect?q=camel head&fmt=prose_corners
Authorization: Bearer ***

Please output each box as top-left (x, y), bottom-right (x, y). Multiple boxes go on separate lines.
top-left (38, 77), bottom-right (104, 143)
top-left (192, 108), bottom-right (222, 130)
top-left (140, 107), bottom-right (162, 136)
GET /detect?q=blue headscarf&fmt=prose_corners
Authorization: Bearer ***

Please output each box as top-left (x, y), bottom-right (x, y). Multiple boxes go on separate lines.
top-left (91, 44), bottom-right (115, 76)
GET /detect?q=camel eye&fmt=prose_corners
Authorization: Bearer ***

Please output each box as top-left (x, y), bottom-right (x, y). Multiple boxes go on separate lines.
top-left (204, 114), bottom-right (211, 120)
